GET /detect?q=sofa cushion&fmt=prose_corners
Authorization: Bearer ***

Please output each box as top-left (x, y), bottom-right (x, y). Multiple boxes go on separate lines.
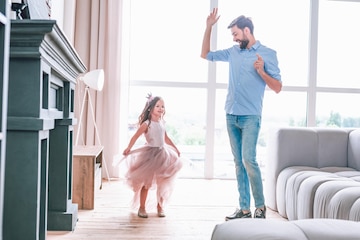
top-left (313, 180), bottom-right (359, 218)
top-left (293, 219), bottom-right (360, 240)
top-left (349, 199), bottom-right (360, 221)
top-left (328, 186), bottom-right (360, 220)
top-left (211, 219), bottom-right (308, 240)
top-left (278, 167), bottom-right (360, 220)
top-left (285, 171), bottom-right (334, 220)
top-left (275, 166), bottom-right (318, 217)
top-left (211, 219), bottom-right (360, 240)
top-left (296, 175), bottom-right (348, 219)
top-left (316, 129), bottom-right (350, 168)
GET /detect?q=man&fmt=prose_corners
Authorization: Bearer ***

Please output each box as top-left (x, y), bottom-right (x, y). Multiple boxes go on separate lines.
top-left (201, 8), bottom-right (282, 219)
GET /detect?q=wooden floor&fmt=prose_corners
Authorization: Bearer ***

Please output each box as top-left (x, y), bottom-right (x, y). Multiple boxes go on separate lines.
top-left (47, 178), bottom-right (286, 240)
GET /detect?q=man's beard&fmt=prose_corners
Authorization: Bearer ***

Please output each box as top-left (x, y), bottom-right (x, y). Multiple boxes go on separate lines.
top-left (239, 40), bottom-right (249, 49)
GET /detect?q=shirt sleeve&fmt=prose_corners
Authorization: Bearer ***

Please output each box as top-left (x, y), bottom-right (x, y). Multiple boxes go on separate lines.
top-left (206, 48), bottom-right (231, 62)
top-left (262, 49), bottom-right (282, 82)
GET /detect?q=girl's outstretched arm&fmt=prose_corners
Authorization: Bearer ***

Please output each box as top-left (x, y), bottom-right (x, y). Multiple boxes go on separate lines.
top-left (165, 132), bottom-right (180, 157)
top-left (123, 122), bottom-right (148, 155)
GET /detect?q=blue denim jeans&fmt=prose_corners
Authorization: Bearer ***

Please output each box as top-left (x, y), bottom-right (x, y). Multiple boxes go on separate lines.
top-left (226, 114), bottom-right (264, 211)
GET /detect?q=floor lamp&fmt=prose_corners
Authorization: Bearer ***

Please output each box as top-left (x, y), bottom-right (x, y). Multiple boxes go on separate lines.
top-left (75, 69), bottom-right (110, 181)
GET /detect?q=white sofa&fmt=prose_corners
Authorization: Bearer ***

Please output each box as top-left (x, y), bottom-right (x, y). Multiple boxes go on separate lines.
top-left (266, 127), bottom-right (360, 221)
top-left (211, 127), bottom-right (360, 240)
top-left (211, 218), bottom-right (360, 240)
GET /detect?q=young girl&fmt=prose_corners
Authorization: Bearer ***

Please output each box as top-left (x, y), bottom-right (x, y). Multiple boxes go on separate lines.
top-left (122, 94), bottom-right (183, 218)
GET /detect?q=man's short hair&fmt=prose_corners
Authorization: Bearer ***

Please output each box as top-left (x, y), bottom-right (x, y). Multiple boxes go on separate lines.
top-left (228, 15), bottom-right (254, 34)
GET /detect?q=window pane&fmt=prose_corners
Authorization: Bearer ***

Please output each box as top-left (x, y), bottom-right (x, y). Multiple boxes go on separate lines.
top-left (317, 0), bottom-right (360, 88)
top-left (216, 0), bottom-right (310, 86)
top-left (124, 0), bottom-right (360, 180)
top-left (214, 89), bottom-right (234, 179)
top-left (213, 90), bottom-right (308, 178)
top-left (262, 91), bottom-right (308, 128)
top-left (129, 0), bottom-right (209, 82)
top-left (127, 87), bottom-right (207, 178)
top-left (316, 93), bottom-right (360, 127)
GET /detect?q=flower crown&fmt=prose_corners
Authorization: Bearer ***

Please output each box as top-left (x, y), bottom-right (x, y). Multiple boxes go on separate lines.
top-left (146, 93), bottom-right (154, 105)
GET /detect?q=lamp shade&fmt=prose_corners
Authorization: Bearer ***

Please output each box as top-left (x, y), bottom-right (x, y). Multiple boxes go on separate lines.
top-left (81, 69), bottom-right (104, 91)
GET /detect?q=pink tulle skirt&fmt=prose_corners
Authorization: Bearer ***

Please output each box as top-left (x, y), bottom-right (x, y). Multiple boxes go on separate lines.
top-left (122, 145), bottom-right (183, 210)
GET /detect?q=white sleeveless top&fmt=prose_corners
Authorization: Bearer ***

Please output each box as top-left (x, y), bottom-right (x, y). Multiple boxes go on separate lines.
top-left (144, 120), bottom-right (166, 147)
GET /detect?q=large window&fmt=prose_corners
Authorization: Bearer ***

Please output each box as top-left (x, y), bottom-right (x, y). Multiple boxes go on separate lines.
top-left (315, 0), bottom-right (360, 127)
top-left (216, 0), bottom-right (310, 87)
top-left (127, 0), bottom-right (209, 83)
top-left (122, 0), bottom-right (360, 179)
top-left (212, 0), bottom-right (310, 178)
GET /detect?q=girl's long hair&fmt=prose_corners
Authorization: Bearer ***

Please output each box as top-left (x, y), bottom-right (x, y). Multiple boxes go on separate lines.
top-left (138, 95), bottom-right (164, 128)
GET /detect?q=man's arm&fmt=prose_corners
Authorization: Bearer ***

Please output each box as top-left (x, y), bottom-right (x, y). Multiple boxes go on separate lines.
top-left (257, 69), bottom-right (282, 94)
top-left (200, 8), bottom-right (220, 59)
top-left (254, 54), bottom-right (282, 93)
top-left (200, 26), bottom-right (212, 59)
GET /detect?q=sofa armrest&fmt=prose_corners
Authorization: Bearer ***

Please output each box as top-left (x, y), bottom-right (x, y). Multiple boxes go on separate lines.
top-left (266, 127), bottom-right (318, 210)
top-left (348, 129), bottom-right (360, 171)
top-left (265, 127), bottom-right (354, 211)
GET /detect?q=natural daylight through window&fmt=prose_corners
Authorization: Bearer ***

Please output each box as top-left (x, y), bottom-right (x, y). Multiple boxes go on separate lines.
top-left (121, 0), bottom-right (360, 179)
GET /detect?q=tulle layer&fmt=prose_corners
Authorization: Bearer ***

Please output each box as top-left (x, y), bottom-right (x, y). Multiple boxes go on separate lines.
top-left (122, 145), bottom-right (183, 209)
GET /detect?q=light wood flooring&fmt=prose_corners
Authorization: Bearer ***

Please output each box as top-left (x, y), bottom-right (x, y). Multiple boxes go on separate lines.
top-left (47, 178), bottom-right (286, 240)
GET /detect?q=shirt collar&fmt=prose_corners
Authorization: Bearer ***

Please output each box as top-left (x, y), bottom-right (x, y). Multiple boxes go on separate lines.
top-left (250, 40), bottom-right (261, 51)
top-left (237, 40), bottom-right (261, 51)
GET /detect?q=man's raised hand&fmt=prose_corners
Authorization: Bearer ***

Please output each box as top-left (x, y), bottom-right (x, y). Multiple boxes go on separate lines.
top-left (206, 7), bottom-right (220, 27)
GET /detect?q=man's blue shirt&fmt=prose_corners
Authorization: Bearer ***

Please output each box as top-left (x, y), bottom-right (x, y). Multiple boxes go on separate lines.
top-left (207, 41), bottom-right (281, 116)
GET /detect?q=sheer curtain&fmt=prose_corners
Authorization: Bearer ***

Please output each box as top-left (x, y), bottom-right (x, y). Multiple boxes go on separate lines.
top-left (64, 0), bottom-right (123, 177)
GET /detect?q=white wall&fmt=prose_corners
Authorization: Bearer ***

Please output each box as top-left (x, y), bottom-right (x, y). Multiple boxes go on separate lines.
top-left (50, 0), bottom-right (76, 46)
top-left (49, 0), bottom-right (64, 29)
